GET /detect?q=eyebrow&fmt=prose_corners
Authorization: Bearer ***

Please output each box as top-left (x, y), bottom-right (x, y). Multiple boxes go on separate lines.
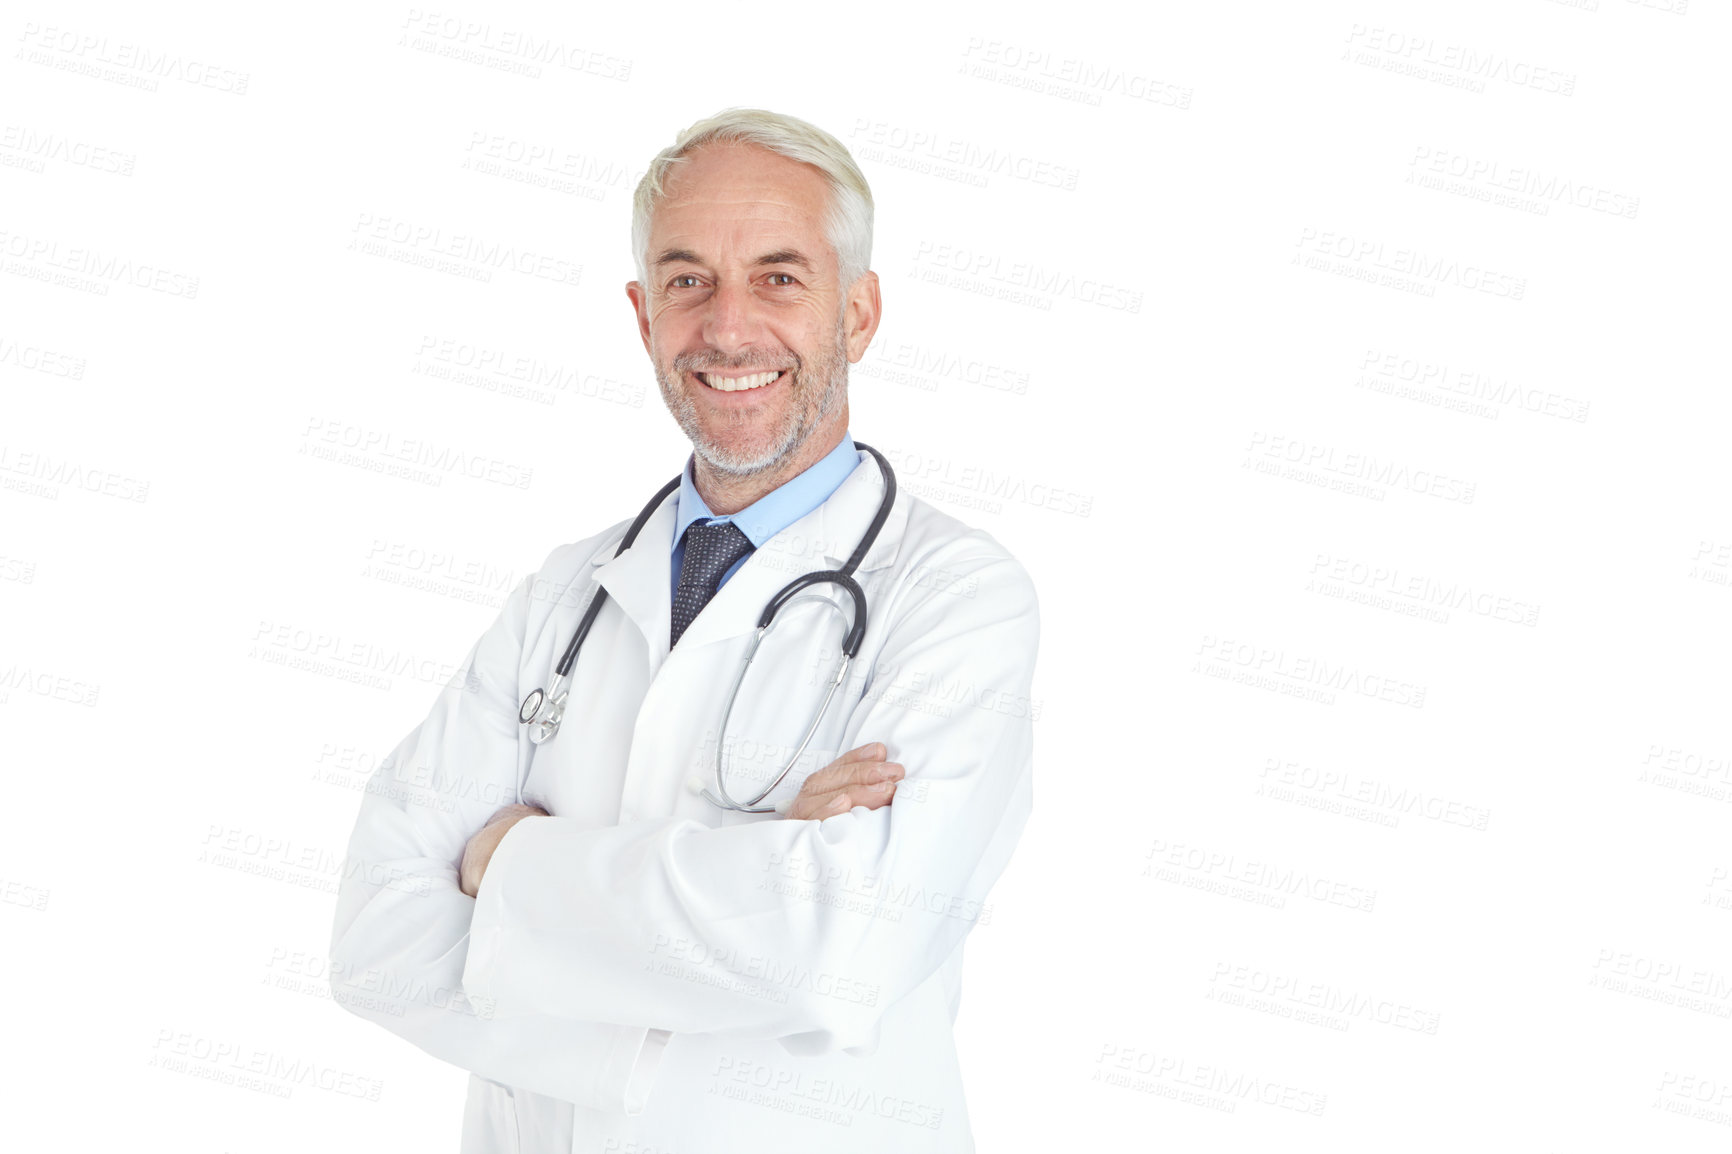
top-left (753, 249), bottom-right (812, 270)
top-left (652, 248), bottom-right (814, 271)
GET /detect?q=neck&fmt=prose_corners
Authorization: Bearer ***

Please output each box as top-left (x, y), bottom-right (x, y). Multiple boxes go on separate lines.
top-left (693, 420), bottom-right (847, 515)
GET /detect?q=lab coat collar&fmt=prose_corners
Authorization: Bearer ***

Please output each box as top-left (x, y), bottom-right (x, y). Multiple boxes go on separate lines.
top-left (588, 449), bottom-right (906, 656)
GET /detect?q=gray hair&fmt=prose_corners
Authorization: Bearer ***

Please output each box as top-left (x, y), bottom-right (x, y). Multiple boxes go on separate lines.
top-left (631, 108), bottom-right (874, 293)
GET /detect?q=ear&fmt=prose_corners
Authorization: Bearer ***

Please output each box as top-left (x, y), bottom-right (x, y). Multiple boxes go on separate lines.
top-left (842, 270), bottom-right (882, 363)
top-left (625, 281), bottom-right (652, 354)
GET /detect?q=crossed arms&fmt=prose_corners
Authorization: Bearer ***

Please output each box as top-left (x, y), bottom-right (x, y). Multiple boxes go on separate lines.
top-left (329, 539), bottom-right (1038, 1113)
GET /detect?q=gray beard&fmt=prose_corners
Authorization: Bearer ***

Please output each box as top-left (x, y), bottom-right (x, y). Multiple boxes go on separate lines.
top-left (654, 319), bottom-right (849, 479)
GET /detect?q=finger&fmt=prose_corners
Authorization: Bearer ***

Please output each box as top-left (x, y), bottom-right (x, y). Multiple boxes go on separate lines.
top-left (807, 764), bottom-right (902, 814)
top-left (853, 780), bottom-right (899, 811)
top-left (835, 743), bottom-right (886, 766)
top-left (805, 752), bottom-right (885, 792)
top-left (803, 761), bottom-right (892, 805)
top-left (793, 778), bottom-right (847, 815)
top-left (791, 753), bottom-right (901, 820)
top-left (793, 777), bottom-right (898, 820)
top-left (828, 779), bottom-right (898, 814)
top-left (848, 760), bottom-right (904, 790)
top-left (789, 792), bottom-right (844, 821)
top-left (804, 745), bottom-right (888, 792)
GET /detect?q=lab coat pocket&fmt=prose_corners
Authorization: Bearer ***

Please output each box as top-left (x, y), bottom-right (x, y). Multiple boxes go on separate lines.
top-left (460, 1074), bottom-right (521, 1154)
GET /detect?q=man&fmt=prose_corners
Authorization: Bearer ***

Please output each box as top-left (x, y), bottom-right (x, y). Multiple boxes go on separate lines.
top-left (331, 108), bottom-right (1039, 1153)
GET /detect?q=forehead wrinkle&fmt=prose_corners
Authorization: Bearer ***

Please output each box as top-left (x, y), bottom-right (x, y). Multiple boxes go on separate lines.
top-left (651, 212), bottom-right (834, 277)
top-left (654, 245), bottom-right (816, 272)
top-left (655, 195), bottom-right (815, 234)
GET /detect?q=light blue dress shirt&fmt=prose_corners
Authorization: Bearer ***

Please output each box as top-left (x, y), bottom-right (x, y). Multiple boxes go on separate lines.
top-left (670, 432), bottom-right (859, 598)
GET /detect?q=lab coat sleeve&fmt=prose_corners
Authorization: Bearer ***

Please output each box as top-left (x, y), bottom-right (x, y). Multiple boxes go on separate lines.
top-left (462, 543), bottom-right (1038, 1054)
top-left (329, 570), bottom-right (670, 1114)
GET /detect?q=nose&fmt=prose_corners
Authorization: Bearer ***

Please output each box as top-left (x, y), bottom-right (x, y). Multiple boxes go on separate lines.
top-left (700, 277), bottom-right (759, 355)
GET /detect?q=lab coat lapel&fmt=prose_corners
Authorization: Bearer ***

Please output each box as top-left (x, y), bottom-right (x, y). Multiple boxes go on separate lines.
top-left (589, 492), bottom-right (677, 665)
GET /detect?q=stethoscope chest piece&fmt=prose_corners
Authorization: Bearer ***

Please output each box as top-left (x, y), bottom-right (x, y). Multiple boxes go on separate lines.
top-left (520, 678), bottom-right (569, 745)
top-left (525, 688), bottom-right (567, 745)
top-left (518, 688), bottom-right (544, 725)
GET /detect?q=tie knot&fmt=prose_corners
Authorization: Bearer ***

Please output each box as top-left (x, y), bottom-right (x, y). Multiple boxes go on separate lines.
top-left (683, 519), bottom-right (752, 573)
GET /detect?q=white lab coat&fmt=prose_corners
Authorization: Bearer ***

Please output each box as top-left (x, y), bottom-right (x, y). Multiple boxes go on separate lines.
top-left (330, 449), bottom-right (1039, 1153)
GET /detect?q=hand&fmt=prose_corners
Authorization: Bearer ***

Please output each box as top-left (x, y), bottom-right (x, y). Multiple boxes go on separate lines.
top-left (459, 804), bottom-right (548, 897)
top-left (783, 743), bottom-right (904, 821)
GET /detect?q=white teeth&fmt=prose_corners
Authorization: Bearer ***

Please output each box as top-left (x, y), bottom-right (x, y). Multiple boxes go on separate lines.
top-left (699, 370), bottom-right (781, 392)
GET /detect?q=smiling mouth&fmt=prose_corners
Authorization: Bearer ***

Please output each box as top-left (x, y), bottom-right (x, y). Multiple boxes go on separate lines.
top-left (695, 369), bottom-right (787, 393)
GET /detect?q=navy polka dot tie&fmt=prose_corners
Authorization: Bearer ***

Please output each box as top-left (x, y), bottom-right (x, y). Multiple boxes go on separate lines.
top-left (671, 520), bottom-right (755, 647)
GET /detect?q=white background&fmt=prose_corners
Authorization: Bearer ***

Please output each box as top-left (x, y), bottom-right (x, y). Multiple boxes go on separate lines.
top-left (3, 0), bottom-right (1729, 1150)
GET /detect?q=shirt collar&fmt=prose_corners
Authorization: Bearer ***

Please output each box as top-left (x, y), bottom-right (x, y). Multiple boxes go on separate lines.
top-left (673, 432), bottom-right (859, 549)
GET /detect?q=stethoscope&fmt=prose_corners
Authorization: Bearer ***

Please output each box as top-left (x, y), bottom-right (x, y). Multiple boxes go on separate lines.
top-left (517, 443), bottom-right (896, 814)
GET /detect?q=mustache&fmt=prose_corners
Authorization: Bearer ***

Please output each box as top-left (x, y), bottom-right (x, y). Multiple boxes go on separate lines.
top-left (671, 348), bottom-right (801, 374)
